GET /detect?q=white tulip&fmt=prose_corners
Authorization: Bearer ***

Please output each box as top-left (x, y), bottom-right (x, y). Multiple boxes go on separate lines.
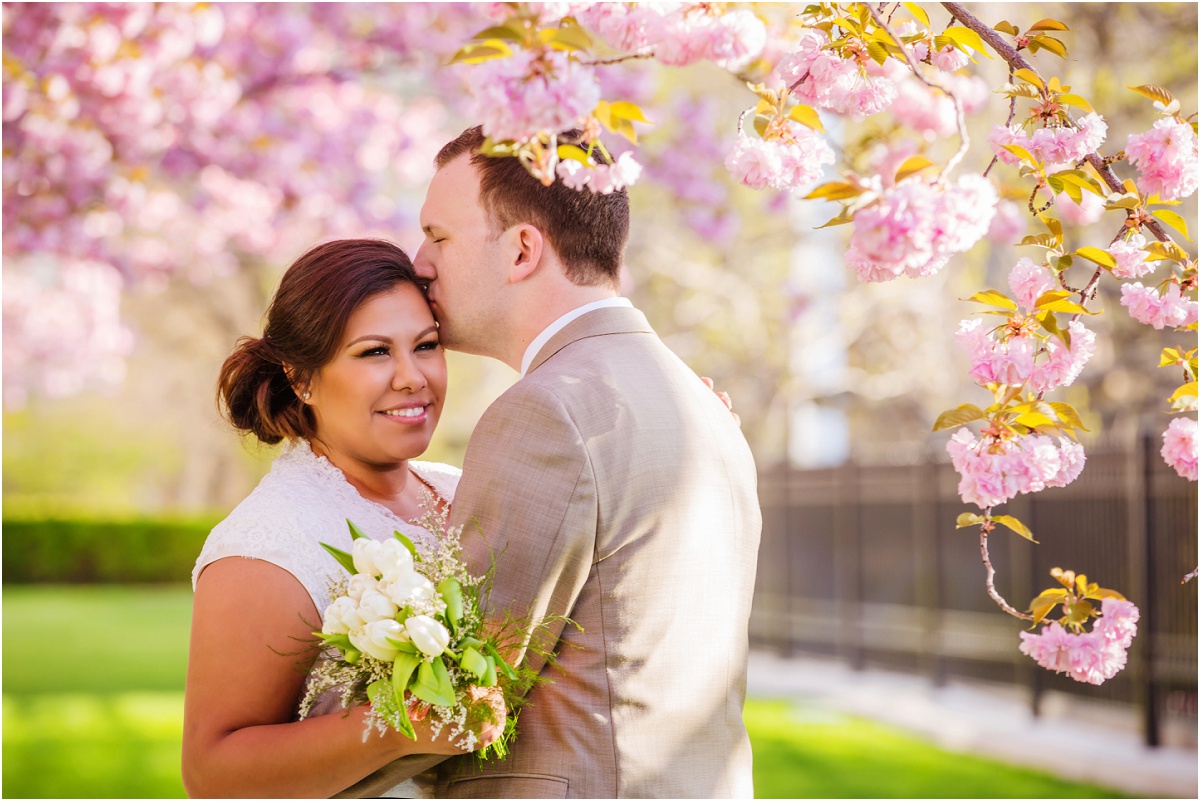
top-left (346, 573), bottom-right (378, 601)
top-left (380, 570), bottom-right (436, 608)
top-left (321, 596), bottom-right (362, 635)
top-left (405, 615), bottom-right (450, 657)
top-left (349, 619), bottom-right (408, 663)
top-left (351, 539), bottom-right (386, 577)
top-left (356, 589), bottom-right (399, 623)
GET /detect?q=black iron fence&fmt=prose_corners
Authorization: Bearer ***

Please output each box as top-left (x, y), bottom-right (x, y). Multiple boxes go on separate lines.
top-left (751, 433), bottom-right (1198, 747)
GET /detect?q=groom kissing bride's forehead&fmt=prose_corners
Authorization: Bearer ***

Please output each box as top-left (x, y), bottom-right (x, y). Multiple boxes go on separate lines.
top-left (363, 124), bottom-right (762, 799)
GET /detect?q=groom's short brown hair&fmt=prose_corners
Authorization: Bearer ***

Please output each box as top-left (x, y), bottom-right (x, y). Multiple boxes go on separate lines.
top-left (434, 126), bottom-right (629, 289)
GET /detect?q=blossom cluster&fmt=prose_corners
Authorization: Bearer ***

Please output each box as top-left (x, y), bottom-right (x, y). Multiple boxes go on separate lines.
top-left (775, 27), bottom-right (898, 117)
top-left (321, 537), bottom-right (451, 664)
top-left (577, 4), bottom-right (767, 71)
top-left (1124, 117), bottom-right (1199, 201)
top-left (989, 113), bottom-right (1108, 170)
top-left (1119, 282), bottom-right (1198, 330)
top-left (724, 118), bottom-right (834, 193)
top-left (1161, 416), bottom-right (1198, 481)
top-left (954, 259), bottom-right (1096, 394)
top-left (947, 428), bottom-right (1086, 510)
top-left (845, 174), bottom-right (997, 282)
top-left (1018, 598), bottom-right (1140, 685)
top-left (468, 49), bottom-right (600, 144)
top-left (1106, 232), bottom-right (1160, 279)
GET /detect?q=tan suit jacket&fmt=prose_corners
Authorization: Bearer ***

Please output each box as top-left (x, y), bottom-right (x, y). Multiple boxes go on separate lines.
top-left (339, 307), bottom-right (760, 798)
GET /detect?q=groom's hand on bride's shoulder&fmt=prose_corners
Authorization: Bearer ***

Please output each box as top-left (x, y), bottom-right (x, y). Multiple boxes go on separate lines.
top-left (700, 376), bottom-right (741, 428)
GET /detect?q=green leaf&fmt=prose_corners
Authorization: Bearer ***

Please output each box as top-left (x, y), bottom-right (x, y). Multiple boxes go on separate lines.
top-left (315, 632), bottom-right (354, 652)
top-left (815, 211), bottom-right (854, 229)
top-left (481, 654), bottom-right (498, 687)
top-left (1144, 240), bottom-right (1190, 262)
top-left (788, 103), bottom-right (825, 132)
top-left (804, 181), bottom-right (863, 201)
top-left (346, 519), bottom-right (368, 541)
top-left (1048, 402), bottom-right (1090, 432)
top-left (390, 652), bottom-right (423, 737)
top-left (1160, 347), bottom-right (1183, 367)
top-left (607, 100), bottom-right (651, 124)
top-left (1127, 83), bottom-right (1176, 107)
top-left (1152, 209), bottom-right (1191, 241)
top-left (1001, 143), bottom-right (1037, 165)
top-left (470, 23), bottom-right (528, 43)
top-left (410, 658), bottom-right (455, 708)
top-left (866, 39), bottom-right (890, 66)
top-left (932, 404), bottom-right (986, 432)
top-left (901, 2), bottom-right (929, 27)
top-left (1018, 233), bottom-right (1057, 248)
top-left (1028, 35), bottom-right (1067, 59)
top-left (993, 515), bottom-right (1038, 543)
top-left (1028, 588), bottom-right (1069, 625)
top-left (447, 39), bottom-right (514, 66)
top-left (547, 22), bottom-right (593, 52)
top-left (894, 154), bottom-right (936, 183)
top-left (1056, 93), bottom-right (1094, 113)
top-left (484, 641), bottom-right (519, 681)
top-left (956, 512), bottom-right (986, 528)
top-left (1028, 18), bottom-right (1070, 32)
top-left (368, 678), bottom-right (415, 739)
top-left (941, 26), bottom-right (991, 57)
top-left (460, 646), bottom-right (489, 681)
top-left (1168, 381), bottom-right (1198, 411)
top-left (438, 578), bottom-right (464, 625)
top-left (966, 289), bottom-right (1018, 310)
top-left (1013, 68), bottom-right (1044, 91)
top-left (752, 115), bottom-right (769, 139)
top-left (1073, 246), bottom-right (1117, 269)
top-left (320, 542), bottom-right (357, 575)
top-left (556, 144), bottom-right (591, 164)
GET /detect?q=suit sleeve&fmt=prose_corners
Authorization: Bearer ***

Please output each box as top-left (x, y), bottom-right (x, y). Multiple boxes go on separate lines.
top-left (449, 380), bottom-right (597, 676)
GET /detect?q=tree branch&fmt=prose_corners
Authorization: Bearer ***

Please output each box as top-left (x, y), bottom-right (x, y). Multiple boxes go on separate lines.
top-left (940, 2), bottom-right (1176, 245)
top-left (981, 526), bottom-right (1035, 621)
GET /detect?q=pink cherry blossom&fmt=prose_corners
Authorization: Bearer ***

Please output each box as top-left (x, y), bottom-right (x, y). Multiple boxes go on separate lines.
top-left (1031, 320), bottom-right (1096, 394)
top-left (931, 44), bottom-right (969, 72)
top-left (777, 27), bottom-right (897, 117)
top-left (987, 200), bottom-right (1028, 245)
top-left (1054, 189), bottom-right (1105, 227)
top-left (470, 49), bottom-right (600, 143)
top-left (1125, 117), bottom-right (1199, 201)
top-left (1120, 282), bottom-right (1197, 330)
top-left (1107, 233), bottom-right (1160, 279)
top-left (1008, 258), bottom-right (1057, 312)
top-left (946, 428), bottom-right (1087, 509)
top-left (724, 118), bottom-right (834, 193)
top-left (989, 124), bottom-right (1033, 165)
top-left (1019, 598), bottom-right (1139, 685)
top-left (1161, 417), bottom-right (1198, 481)
top-left (848, 174), bottom-right (996, 282)
top-left (1029, 113), bottom-right (1107, 168)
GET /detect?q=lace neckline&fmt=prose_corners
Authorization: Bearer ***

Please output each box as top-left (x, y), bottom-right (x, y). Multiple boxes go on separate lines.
top-left (278, 438), bottom-right (442, 540)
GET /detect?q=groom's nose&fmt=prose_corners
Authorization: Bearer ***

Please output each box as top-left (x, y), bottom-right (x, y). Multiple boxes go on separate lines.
top-left (413, 245), bottom-right (437, 283)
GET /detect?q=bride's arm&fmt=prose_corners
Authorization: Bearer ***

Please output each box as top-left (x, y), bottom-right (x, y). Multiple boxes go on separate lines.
top-left (182, 557), bottom-right (466, 799)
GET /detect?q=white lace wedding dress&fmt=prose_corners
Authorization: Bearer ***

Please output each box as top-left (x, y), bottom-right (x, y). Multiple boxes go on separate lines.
top-left (192, 438), bottom-right (461, 798)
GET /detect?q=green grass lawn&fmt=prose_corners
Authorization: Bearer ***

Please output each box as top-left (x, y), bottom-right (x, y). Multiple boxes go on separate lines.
top-left (4, 585), bottom-right (1128, 799)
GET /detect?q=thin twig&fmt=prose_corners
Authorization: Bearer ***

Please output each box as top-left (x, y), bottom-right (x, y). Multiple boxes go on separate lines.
top-left (868, 4), bottom-right (969, 178)
top-left (1184, 566), bottom-right (1199, 584)
top-left (581, 52), bottom-right (653, 66)
top-left (981, 526), bottom-right (1035, 621)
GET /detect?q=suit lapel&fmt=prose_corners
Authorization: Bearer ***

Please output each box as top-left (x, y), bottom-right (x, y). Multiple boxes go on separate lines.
top-left (526, 306), bottom-right (655, 376)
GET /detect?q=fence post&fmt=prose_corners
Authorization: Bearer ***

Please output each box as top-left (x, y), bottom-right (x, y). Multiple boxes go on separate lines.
top-left (1140, 431), bottom-right (1161, 747)
top-left (913, 458), bottom-right (941, 685)
top-left (835, 459), bottom-right (864, 670)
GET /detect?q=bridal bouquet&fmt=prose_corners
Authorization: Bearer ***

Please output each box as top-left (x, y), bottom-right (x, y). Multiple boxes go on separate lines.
top-left (299, 493), bottom-right (535, 756)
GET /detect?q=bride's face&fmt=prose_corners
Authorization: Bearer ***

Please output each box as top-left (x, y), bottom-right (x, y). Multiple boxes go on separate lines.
top-left (306, 283), bottom-right (446, 467)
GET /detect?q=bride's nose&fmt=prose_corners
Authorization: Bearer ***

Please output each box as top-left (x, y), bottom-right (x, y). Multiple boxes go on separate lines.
top-left (392, 353), bottom-right (428, 393)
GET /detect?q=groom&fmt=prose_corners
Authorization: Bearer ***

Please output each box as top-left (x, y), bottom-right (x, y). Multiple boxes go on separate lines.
top-left (366, 126), bottom-right (759, 798)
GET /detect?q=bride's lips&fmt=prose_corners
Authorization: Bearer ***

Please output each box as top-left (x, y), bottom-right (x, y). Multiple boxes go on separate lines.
top-left (377, 403), bottom-right (431, 426)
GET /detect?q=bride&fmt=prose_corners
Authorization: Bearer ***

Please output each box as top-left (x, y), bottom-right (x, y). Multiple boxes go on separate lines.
top-left (183, 239), bottom-right (499, 798)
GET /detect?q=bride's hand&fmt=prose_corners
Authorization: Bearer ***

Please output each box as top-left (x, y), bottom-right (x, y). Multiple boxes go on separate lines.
top-left (700, 376), bottom-right (741, 427)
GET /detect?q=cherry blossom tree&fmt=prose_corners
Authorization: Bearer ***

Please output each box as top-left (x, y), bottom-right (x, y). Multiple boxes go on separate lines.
top-left (4, 2), bottom-right (1197, 684)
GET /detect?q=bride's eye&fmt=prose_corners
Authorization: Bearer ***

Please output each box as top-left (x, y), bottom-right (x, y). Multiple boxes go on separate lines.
top-left (415, 340), bottom-right (440, 352)
top-left (358, 346), bottom-right (389, 357)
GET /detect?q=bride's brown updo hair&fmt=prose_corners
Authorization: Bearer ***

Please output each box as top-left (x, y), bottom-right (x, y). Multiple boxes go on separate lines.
top-left (217, 239), bottom-right (422, 445)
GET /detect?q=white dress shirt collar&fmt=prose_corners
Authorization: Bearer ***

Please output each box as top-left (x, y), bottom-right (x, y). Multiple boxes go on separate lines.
top-left (519, 297), bottom-right (633, 377)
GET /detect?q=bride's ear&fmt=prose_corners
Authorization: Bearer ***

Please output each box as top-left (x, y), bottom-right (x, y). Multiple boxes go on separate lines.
top-left (283, 364), bottom-right (312, 404)
top-left (506, 224), bottom-right (543, 284)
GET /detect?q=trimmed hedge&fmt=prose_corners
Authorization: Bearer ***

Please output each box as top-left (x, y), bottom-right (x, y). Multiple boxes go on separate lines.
top-left (2, 518), bottom-right (220, 584)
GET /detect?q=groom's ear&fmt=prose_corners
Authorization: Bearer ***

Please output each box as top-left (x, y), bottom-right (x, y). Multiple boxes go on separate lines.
top-left (506, 224), bottom-right (544, 284)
